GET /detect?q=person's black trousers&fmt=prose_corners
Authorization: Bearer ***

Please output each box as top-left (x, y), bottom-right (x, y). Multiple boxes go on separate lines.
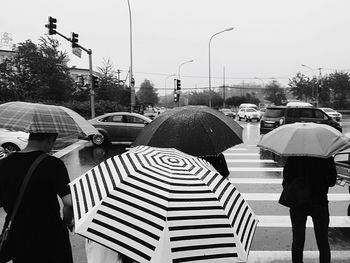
top-left (289, 204), bottom-right (331, 263)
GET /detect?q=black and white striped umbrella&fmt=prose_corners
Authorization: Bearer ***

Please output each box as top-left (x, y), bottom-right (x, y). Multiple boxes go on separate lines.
top-left (70, 145), bottom-right (258, 263)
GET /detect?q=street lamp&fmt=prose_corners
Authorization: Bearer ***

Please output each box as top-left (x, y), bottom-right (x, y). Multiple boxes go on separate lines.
top-left (127, 0), bottom-right (135, 112)
top-left (178, 59), bottom-right (194, 79)
top-left (208, 27), bottom-right (234, 108)
top-left (301, 64), bottom-right (317, 105)
top-left (164, 74), bottom-right (176, 106)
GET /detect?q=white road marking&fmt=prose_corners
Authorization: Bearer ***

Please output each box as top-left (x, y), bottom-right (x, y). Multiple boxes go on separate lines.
top-left (229, 178), bottom-right (282, 184)
top-left (226, 159), bottom-right (275, 163)
top-left (248, 250), bottom-right (350, 262)
top-left (224, 153), bottom-right (260, 156)
top-left (229, 167), bottom-right (283, 172)
top-left (241, 193), bottom-right (350, 201)
top-left (53, 140), bottom-right (88, 158)
top-left (224, 148), bottom-right (248, 151)
top-left (257, 215), bottom-right (350, 228)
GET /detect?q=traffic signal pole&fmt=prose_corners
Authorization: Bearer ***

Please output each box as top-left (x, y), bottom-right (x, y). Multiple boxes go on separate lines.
top-left (45, 16), bottom-right (96, 118)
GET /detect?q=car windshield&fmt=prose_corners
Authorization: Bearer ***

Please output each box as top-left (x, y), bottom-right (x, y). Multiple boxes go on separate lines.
top-left (264, 108), bottom-right (285, 118)
top-left (322, 108), bottom-right (335, 112)
top-left (246, 108), bottom-right (257, 112)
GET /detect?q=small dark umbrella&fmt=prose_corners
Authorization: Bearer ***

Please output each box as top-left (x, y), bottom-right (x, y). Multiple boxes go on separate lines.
top-left (133, 105), bottom-right (243, 156)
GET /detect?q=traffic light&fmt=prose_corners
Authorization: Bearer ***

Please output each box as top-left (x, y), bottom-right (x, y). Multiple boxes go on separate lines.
top-left (174, 93), bottom-right (180, 102)
top-left (71, 32), bottom-right (79, 48)
top-left (176, 79), bottom-right (181, 90)
top-left (46, 16), bottom-right (57, 35)
top-left (92, 76), bottom-right (99, 89)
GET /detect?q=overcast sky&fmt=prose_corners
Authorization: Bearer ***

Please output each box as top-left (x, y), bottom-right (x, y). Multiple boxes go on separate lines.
top-left (2, 0), bottom-right (350, 95)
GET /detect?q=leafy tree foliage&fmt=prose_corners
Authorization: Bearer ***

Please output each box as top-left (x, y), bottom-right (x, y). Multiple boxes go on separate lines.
top-left (96, 58), bottom-right (130, 106)
top-left (187, 90), bottom-right (223, 108)
top-left (264, 80), bottom-right (287, 105)
top-left (322, 71), bottom-right (350, 109)
top-left (136, 79), bottom-right (159, 105)
top-left (0, 37), bottom-right (73, 102)
top-left (288, 72), bottom-right (315, 102)
top-left (225, 94), bottom-right (260, 107)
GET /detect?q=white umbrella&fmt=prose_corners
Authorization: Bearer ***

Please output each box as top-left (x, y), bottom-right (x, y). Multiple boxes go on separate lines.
top-left (70, 145), bottom-right (258, 263)
top-left (0, 101), bottom-right (99, 137)
top-left (257, 122), bottom-right (350, 158)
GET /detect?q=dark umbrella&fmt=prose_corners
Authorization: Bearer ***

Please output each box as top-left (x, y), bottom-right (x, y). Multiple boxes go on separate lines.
top-left (133, 106), bottom-right (243, 156)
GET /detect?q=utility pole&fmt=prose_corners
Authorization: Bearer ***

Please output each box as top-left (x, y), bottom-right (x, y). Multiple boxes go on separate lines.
top-left (223, 67), bottom-right (226, 108)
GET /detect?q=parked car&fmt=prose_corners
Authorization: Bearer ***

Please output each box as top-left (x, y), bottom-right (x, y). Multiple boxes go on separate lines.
top-left (319, 107), bottom-right (342, 122)
top-left (260, 106), bottom-right (342, 134)
top-left (334, 150), bottom-right (350, 193)
top-left (88, 112), bottom-right (152, 145)
top-left (219, 108), bottom-right (236, 118)
top-left (0, 128), bottom-right (28, 152)
top-left (237, 108), bottom-right (261, 122)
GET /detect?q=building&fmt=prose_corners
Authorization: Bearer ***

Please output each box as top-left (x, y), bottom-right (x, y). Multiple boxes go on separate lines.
top-left (0, 49), bottom-right (15, 64)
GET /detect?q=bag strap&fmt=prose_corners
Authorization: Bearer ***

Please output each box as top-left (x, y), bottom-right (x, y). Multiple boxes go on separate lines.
top-left (6, 153), bottom-right (48, 229)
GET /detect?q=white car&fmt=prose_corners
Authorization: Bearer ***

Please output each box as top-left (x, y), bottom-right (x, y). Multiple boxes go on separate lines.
top-left (237, 108), bottom-right (261, 122)
top-left (0, 128), bottom-right (29, 152)
top-left (319, 108), bottom-right (342, 122)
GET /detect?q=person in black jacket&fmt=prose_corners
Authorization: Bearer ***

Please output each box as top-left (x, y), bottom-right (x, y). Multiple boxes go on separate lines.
top-left (282, 156), bottom-right (337, 263)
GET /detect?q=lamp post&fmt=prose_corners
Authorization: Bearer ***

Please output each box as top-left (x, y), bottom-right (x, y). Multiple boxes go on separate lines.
top-left (176, 59), bottom-right (194, 107)
top-left (301, 64), bottom-right (316, 105)
top-left (208, 27), bottom-right (234, 108)
top-left (127, 0), bottom-right (135, 112)
top-left (178, 59), bottom-right (194, 80)
top-left (164, 74), bottom-right (176, 106)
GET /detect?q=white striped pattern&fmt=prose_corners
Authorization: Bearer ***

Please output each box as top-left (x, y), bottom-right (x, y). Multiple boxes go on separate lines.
top-left (70, 146), bottom-right (258, 263)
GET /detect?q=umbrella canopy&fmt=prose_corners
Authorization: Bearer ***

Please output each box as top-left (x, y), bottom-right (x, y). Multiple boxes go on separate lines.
top-left (257, 122), bottom-right (350, 158)
top-left (70, 145), bottom-right (258, 263)
top-left (133, 106), bottom-right (243, 156)
top-left (0, 101), bottom-right (99, 137)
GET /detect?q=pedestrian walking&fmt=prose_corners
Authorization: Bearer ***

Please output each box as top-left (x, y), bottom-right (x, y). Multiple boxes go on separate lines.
top-left (282, 156), bottom-right (337, 263)
top-left (0, 133), bottom-right (74, 263)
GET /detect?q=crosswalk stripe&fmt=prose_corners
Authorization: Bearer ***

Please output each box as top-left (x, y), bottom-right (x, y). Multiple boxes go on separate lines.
top-left (241, 193), bottom-right (350, 201)
top-left (226, 159), bottom-right (275, 163)
top-left (248, 250), bottom-right (350, 262)
top-left (224, 153), bottom-right (260, 156)
top-left (229, 167), bottom-right (283, 172)
top-left (224, 148), bottom-right (248, 151)
top-left (229, 178), bottom-right (282, 184)
top-left (257, 215), bottom-right (350, 227)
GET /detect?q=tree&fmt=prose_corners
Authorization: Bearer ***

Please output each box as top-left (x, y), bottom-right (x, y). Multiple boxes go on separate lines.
top-left (0, 36), bottom-right (73, 102)
top-left (136, 79), bottom-right (159, 105)
top-left (322, 71), bottom-right (350, 109)
top-left (264, 80), bottom-right (287, 105)
top-left (288, 72), bottom-right (315, 102)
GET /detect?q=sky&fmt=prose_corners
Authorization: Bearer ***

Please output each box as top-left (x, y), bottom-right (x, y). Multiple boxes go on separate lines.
top-left (2, 0), bottom-right (350, 96)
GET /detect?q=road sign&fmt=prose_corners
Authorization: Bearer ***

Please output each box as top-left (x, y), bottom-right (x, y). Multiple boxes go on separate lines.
top-left (72, 47), bottom-right (82, 58)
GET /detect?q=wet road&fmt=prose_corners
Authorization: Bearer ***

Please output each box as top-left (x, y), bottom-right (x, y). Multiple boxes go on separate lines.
top-left (2, 115), bottom-right (350, 262)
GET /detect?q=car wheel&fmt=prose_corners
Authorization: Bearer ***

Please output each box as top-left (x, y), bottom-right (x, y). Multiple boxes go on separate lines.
top-left (2, 143), bottom-right (20, 152)
top-left (92, 134), bottom-right (105, 146)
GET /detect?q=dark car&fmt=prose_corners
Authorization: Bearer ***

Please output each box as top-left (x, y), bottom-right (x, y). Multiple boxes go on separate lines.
top-left (89, 112), bottom-right (152, 145)
top-left (260, 106), bottom-right (342, 134)
top-left (219, 108), bottom-right (236, 118)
